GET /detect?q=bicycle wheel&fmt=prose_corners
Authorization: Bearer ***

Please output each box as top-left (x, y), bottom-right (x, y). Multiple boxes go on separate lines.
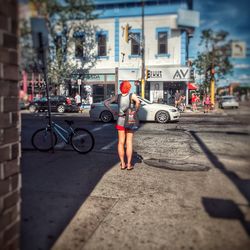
top-left (31, 128), bottom-right (57, 152)
top-left (70, 128), bottom-right (95, 154)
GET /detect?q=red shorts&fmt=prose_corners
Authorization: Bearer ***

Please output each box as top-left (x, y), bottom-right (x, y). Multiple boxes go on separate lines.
top-left (115, 125), bottom-right (124, 130)
top-left (115, 125), bottom-right (133, 132)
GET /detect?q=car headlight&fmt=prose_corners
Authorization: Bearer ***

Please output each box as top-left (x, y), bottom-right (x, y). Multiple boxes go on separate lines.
top-left (170, 109), bottom-right (177, 112)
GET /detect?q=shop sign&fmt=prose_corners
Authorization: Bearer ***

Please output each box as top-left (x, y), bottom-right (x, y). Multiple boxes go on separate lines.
top-left (84, 74), bottom-right (104, 82)
top-left (173, 69), bottom-right (189, 79)
top-left (147, 67), bottom-right (190, 82)
top-left (148, 70), bottom-right (162, 78)
top-left (231, 41), bottom-right (246, 58)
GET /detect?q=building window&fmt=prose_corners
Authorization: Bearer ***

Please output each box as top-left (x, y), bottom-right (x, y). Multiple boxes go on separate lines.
top-left (158, 32), bottom-right (168, 54)
top-left (97, 34), bottom-right (107, 56)
top-left (75, 35), bottom-right (85, 59)
top-left (131, 33), bottom-right (140, 55)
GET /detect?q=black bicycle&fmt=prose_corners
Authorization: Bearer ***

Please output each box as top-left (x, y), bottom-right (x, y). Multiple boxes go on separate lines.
top-left (31, 119), bottom-right (95, 154)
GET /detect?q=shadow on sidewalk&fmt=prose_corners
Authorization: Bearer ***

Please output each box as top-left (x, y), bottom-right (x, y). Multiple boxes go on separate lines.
top-left (202, 197), bottom-right (250, 236)
top-left (20, 150), bottom-right (119, 250)
top-left (189, 130), bottom-right (250, 236)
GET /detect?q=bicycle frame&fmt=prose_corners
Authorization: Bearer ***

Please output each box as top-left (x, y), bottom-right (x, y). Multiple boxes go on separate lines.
top-left (50, 122), bottom-right (74, 143)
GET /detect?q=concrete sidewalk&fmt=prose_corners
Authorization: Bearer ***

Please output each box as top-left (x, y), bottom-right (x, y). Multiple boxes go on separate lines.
top-left (46, 146), bottom-right (249, 249)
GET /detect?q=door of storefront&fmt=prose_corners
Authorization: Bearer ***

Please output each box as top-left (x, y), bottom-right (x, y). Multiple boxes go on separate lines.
top-left (163, 82), bottom-right (186, 105)
top-left (93, 84), bottom-right (104, 103)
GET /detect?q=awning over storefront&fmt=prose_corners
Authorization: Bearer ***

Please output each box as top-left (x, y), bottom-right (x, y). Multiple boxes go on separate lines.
top-left (188, 82), bottom-right (197, 90)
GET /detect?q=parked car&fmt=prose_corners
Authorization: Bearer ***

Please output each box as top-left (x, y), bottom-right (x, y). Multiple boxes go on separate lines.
top-left (28, 95), bottom-right (79, 113)
top-left (89, 96), bottom-right (180, 123)
top-left (218, 95), bottom-right (239, 109)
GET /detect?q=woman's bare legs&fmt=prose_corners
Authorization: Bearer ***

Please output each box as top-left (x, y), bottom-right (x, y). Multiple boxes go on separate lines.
top-left (125, 131), bottom-right (134, 169)
top-left (118, 130), bottom-right (126, 168)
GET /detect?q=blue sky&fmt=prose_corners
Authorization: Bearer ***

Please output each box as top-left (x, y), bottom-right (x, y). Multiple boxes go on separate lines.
top-left (190, 0), bottom-right (250, 86)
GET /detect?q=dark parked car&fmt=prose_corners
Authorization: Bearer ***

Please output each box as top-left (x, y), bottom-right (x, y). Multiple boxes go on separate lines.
top-left (28, 95), bottom-right (78, 113)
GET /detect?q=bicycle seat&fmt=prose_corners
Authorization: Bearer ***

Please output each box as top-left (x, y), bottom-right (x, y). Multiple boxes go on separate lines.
top-left (65, 120), bottom-right (74, 126)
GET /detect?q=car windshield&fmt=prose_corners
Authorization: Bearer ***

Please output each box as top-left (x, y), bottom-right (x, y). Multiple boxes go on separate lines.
top-left (222, 96), bottom-right (236, 101)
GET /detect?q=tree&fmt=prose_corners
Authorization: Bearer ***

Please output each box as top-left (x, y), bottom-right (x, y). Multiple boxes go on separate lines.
top-left (193, 29), bottom-right (233, 93)
top-left (19, 0), bottom-right (98, 94)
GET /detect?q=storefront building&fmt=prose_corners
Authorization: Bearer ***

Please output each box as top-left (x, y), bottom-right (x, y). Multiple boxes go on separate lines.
top-left (68, 69), bottom-right (116, 104)
top-left (146, 66), bottom-right (191, 105)
top-left (118, 66), bottom-right (191, 105)
top-left (65, 0), bottom-right (199, 104)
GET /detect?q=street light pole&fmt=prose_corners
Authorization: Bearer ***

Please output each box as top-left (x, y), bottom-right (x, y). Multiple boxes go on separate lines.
top-left (141, 0), bottom-right (145, 98)
top-left (210, 45), bottom-right (215, 107)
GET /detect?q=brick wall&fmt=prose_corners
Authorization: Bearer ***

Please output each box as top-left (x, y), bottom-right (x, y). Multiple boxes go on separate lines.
top-left (0, 0), bottom-right (21, 249)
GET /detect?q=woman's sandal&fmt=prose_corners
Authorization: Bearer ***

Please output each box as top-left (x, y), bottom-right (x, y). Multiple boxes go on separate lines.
top-left (120, 164), bottom-right (127, 170)
top-left (127, 165), bottom-right (134, 170)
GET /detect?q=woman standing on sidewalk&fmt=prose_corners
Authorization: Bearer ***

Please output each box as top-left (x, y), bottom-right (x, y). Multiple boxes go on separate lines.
top-left (104, 81), bottom-right (140, 170)
top-left (191, 93), bottom-right (199, 111)
top-left (203, 94), bottom-right (211, 113)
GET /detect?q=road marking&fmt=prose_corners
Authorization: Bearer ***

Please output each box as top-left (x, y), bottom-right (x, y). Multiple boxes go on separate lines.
top-left (91, 123), bottom-right (112, 132)
top-left (101, 139), bottom-right (118, 150)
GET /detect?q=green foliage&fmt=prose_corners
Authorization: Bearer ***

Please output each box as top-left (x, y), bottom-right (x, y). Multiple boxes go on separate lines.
top-left (19, 0), bottom-right (97, 88)
top-left (193, 29), bottom-right (233, 91)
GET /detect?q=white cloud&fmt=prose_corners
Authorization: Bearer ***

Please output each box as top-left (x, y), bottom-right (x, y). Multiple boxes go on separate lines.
top-left (239, 74), bottom-right (250, 80)
top-left (203, 20), bottom-right (219, 28)
top-left (234, 64), bottom-right (250, 69)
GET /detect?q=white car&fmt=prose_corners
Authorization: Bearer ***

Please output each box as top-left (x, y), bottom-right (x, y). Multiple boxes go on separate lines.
top-left (89, 96), bottom-right (180, 123)
top-left (219, 95), bottom-right (239, 109)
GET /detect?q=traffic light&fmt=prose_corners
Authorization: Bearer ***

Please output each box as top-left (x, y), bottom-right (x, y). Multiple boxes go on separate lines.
top-left (124, 24), bottom-right (132, 43)
top-left (190, 68), bottom-right (195, 81)
top-left (211, 68), bottom-right (215, 80)
top-left (145, 68), bottom-right (151, 79)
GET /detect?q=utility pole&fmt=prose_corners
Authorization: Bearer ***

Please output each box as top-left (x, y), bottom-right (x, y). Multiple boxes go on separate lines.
top-left (210, 45), bottom-right (215, 107)
top-left (141, 0), bottom-right (145, 98)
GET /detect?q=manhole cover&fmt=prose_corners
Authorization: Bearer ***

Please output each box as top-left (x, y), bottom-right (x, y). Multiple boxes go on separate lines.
top-left (144, 158), bottom-right (210, 171)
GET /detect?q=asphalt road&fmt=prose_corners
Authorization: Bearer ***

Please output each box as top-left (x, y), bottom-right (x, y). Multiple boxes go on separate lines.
top-left (20, 104), bottom-right (250, 250)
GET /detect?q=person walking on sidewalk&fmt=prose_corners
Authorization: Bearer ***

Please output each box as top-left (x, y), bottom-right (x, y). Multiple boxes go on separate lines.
top-left (104, 80), bottom-right (140, 170)
top-left (191, 93), bottom-right (197, 111)
top-left (174, 90), bottom-right (181, 108)
top-left (75, 92), bottom-right (81, 110)
top-left (203, 94), bottom-right (211, 113)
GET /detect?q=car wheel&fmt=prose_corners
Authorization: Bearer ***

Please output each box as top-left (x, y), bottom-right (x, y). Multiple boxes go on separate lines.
top-left (155, 111), bottom-right (170, 123)
top-left (100, 110), bottom-right (113, 123)
top-left (29, 105), bottom-right (36, 113)
top-left (57, 105), bottom-right (65, 113)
